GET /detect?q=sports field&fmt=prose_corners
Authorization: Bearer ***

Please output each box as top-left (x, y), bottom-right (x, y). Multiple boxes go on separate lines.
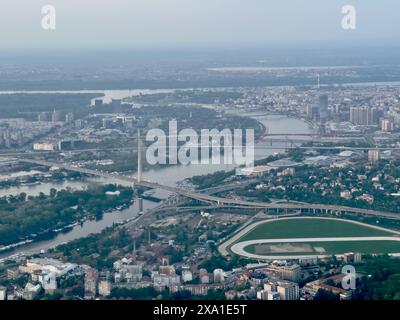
top-left (240, 218), bottom-right (393, 241)
top-left (244, 240), bottom-right (400, 256)
top-left (227, 217), bottom-right (400, 259)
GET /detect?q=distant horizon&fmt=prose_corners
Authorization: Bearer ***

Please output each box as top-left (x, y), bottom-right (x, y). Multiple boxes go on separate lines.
top-left (1, 40), bottom-right (400, 56)
top-left (1, 37), bottom-right (400, 50)
top-left (1, 1), bottom-right (399, 51)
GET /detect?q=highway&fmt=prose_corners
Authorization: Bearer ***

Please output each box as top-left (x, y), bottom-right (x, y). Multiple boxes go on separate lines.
top-left (3, 144), bottom-right (400, 158)
top-left (19, 158), bottom-right (400, 221)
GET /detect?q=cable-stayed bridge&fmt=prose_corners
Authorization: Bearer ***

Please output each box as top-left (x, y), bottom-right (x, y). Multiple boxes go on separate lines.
top-left (17, 158), bottom-right (400, 221)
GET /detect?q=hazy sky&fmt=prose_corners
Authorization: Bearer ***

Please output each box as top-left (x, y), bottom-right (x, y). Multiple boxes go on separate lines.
top-left (0, 0), bottom-right (399, 50)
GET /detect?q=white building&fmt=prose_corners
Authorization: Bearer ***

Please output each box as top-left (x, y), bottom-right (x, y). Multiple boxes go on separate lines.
top-left (268, 292), bottom-right (281, 300)
top-left (23, 283), bottom-right (41, 300)
top-left (153, 274), bottom-right (181, 288)
top-left (20, 258), bottom-right (77, 278)
top-left (200, 274), bottom-right (210, 284)
top-left (33, 142), bottom-right (56, 151)
top-left (118, 264), bottom-right (143, 283)
top-left (340, 190), bottom-right (352, 200)
top-left (257, 289), bottom-right (281, 301)
top-left (182, 270), bottom-right (193, 283)
top-left (213, 269), bottom-right (225, 283)
top-left (38, 271), bottom-right (57, 293)
top-left (264, 280), bottom-right (299, 300)
top-left (0, 286), bottom-right (7, 300)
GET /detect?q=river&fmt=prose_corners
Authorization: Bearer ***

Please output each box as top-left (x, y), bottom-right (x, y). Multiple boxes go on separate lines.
top-left (0, 112), bottom-right (313, 260)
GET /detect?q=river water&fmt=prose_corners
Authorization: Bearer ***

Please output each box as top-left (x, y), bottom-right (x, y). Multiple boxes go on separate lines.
top-left (0, 112), bottom-right (313, 260)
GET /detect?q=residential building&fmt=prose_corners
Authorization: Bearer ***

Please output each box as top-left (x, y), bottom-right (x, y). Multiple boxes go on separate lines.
top-left (182, 270), bottom-right (193, 283)
top-left (84, 268), bottom-right (98, 299)
top-left (98, 280), bottom-right (112, 297)
top-left (381, 118), bottom-right (395, 132)
top-left (276, 280), bottom-right (300, 300)
top-left (38, 271), bottom-right (57, 294)
top-left (23, 283), bottom-right (41, 300)
top-left (350, 106), bottom-right (372, 125)
top-left (213, 269), bottom-right (225, 283)
top-left (368, 149), bottom-right (380, 163)
top-left (0, 286), bottom-right (7, 300)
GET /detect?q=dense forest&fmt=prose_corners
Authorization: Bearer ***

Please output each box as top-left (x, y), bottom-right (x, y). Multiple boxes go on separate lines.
top-left (354, 256), bottom-right (400, 300)
top-left (0, 93), bottom-right (99, 119)
top-left (0, 184), bottom-right (133, 246)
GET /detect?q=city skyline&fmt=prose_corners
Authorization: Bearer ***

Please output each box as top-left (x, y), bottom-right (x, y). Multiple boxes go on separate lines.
top-left (1, 1), bottom-right (400, 307)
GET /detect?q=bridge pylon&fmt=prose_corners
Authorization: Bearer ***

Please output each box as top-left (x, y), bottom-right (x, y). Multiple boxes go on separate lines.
top-left (137, 128), bottom-right (142, 183)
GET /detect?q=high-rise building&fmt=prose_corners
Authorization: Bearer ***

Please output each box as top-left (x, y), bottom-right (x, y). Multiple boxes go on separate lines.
top-left (307, 104), bottom-right (319, 121)
top-left (84, 268), bottom-right (98, 299)
top-left (264, 280), bottom-right (299, 300)
top-left (65, 112), bottom-right (74, 122)
top-left (75, 119), bottom-right (83, 129)
top-left (111, 99), bottom-right (123, 112)
top-left (369, 107), bottom-right (380, 125)
top-left (318, 94), bottom-right (329, 123)
top-left (264, 281), bottom-right (277, 293)
top-left (333, 104), bottom-right (342, 122)
top-left (368, 149), bottom-right (380, 163)
top-left (279, 264), bottom-right (302, 282)
top-left (350, 106), bottom-right (372, 125)
top-left (51, 110), bottom-right (64, 122)
top-left (0, 286), bottom-right (7, 300)
top-left (94, 99), bottom-right (103, 108)
top-left (381, 119), bottom-right (395, 132)
top-left (98, 280), bottom-right (111, 297)
top-left (276, 280), bottom-right (300, 300)
top-left (137, 129), bottom-right (142, 183)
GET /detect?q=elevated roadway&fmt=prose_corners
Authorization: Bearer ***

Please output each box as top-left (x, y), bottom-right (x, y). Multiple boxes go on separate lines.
top-left (19, 158), bottom-right (400, 221)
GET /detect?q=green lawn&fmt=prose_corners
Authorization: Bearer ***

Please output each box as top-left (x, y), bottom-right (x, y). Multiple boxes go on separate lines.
top-left (239, 218), bottom-right (395, 242)
top-left (244, 240), bottom-right (400, 256)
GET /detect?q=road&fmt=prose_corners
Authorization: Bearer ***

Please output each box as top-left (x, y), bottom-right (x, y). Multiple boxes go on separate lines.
top-left (19, 158), bottom-right (400, 221)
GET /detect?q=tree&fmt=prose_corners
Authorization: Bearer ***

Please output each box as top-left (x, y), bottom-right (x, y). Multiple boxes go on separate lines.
top-left (314, 289), bottom-right (340, 301)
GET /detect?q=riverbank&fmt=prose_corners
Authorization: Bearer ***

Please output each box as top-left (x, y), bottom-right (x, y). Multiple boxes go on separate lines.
top-left (0, 111), bottom-right (313, 261)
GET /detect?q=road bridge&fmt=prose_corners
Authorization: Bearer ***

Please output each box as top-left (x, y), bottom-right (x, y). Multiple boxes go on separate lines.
top-left (18, 158), bottom-right (400, 221)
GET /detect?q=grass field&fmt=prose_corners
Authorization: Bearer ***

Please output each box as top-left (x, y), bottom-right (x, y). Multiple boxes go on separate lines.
top-left (232, 218), bottom-right (400, 257)
top-left (239, 218), bottom-right (394, 241)
top-left (244, 240), bottom-right (400, 255)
